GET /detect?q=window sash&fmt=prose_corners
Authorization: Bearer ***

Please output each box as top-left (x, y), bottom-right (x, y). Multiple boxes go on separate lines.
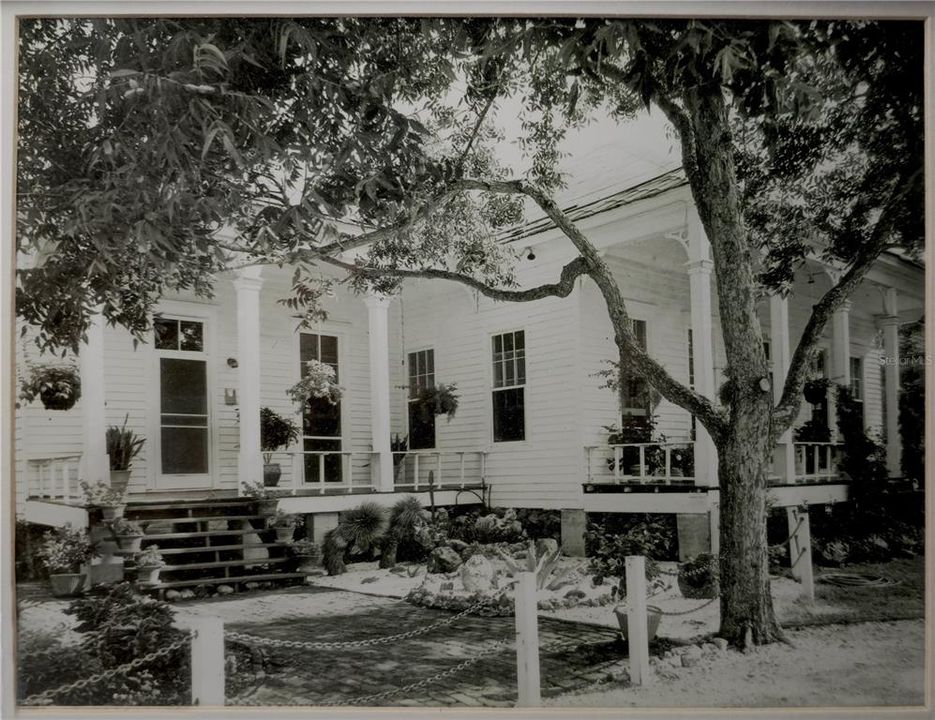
top-left (492, 331), bottom-right (525, 389)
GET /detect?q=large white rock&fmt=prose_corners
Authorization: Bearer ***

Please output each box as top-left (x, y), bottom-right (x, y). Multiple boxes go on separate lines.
top-left (460, 554), bottom-right (495, 592)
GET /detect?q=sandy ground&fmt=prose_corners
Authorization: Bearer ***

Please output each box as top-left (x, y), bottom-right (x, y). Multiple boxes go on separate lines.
top-left (308, 560), bottom-right (851, 642)
top-left (547, 619), bottom-right (927, 708)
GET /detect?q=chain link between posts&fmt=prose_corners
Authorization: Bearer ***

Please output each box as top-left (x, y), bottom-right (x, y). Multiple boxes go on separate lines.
top-left (21, 631), bottom-right (193, 706)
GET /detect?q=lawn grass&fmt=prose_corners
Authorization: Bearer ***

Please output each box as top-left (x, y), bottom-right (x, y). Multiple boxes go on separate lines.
top-left (782, 556), bottom-right (925, 628)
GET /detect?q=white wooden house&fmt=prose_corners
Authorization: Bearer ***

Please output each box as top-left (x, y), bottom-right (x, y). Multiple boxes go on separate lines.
top-left (15, 164), bottom-right (925, 579)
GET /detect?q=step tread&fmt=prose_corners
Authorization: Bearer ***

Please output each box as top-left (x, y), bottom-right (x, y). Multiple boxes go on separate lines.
top-left (127, 500), bottom-right (259, 512)
top-left (143, 529), bottom-right (270, 540)
top-left (145, 572), bottom-right (309, 590)
top-left (162, 557), bottom-right (290, 572)
top-left (155, 542), bottom-right (285, 556)
top-left (137, 514), bottom-right (267, 525)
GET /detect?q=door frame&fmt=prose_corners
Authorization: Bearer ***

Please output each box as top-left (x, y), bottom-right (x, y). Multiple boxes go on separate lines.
top-left (146, 300), bottom-right (218, 491)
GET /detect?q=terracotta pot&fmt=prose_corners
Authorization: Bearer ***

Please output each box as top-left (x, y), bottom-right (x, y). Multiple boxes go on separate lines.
top-left (109, 470), bottom-right (131, 495)
top-left (99, 504), bottom-right (125, 521)
top-left (117, 535), bottom-right (144, 553)
top-left (275, 526), bottom-right (294, 543)
top-left (49, 573), bottom-right (86, 597)
top-left (263, 463), bottom-right (282, 487)
top-left (137, 565), bottom-right (162, 585)
top-left (256, 499), bottom-right (279, 516)
top-left (614, 604), bottom-right (663, 643)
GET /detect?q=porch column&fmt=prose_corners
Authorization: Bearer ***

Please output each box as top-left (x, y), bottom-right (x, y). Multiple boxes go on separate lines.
top-left (233, 266), bottom-right (264, 491)
top-left (880, 288), bottom-right (901, 476)
top-left (365, 293), bottom-right (394, 492)
top-left (80, 307), bottom-right (109, 486)
top-left (687, 250), bottom-right (718, 488)
top-left (830, 300), bottom-right (851, 441)
top-left (769, 294), bottom-right (795, 484)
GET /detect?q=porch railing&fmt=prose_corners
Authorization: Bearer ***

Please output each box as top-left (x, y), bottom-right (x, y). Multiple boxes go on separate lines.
top-left (392, 450), bottom-right (487, 491)
top-left (585, 442), bottom-right (696, 486)
top-left (793, 442), bottom-right (843, 483)
top-left (26, 454), bottom-right (83, 501)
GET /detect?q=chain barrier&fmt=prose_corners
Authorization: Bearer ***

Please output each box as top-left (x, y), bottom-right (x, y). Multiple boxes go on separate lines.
top-left (652, 596), bottom-right (719, 617)
top-left (229, 638), bottom-right (514, 707)
top-left (21, 631), bottom-right (193, 706)
top-left (227, 586), bottom-right (511, 652)
top-left (769, 514), bottom-right (805, 550)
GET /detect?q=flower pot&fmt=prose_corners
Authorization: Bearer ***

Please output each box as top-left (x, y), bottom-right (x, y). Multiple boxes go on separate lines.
top-left (116, 535), bottom-right (144, 553)
top-left (275, 526), bottom-right (295, 543)
top-left (49, 572), bottom-right (86, 597)
top-left (256, 499), bottom-right (279, 516)
top-left (99, 504), bottom-right (125, 521)
top-left (109, 469), bottom-right (131, 495)
top-left (136, 565), bottom-right (162, 585)
top-left (263, 463), bottom-right (282, 487)
top-left (614, 604), bottom-right (662, 643)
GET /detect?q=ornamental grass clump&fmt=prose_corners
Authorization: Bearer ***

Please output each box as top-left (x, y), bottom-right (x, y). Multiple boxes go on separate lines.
top-left (322, 502), bottom-right (387, 575)
top-left (106, 414), bottom-right (145, 471)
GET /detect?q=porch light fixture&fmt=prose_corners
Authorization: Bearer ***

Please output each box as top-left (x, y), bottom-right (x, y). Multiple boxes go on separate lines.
top-left (227, 358), bottom-right (239, 368)
top-left (523, 246), bottom-right (536, 261)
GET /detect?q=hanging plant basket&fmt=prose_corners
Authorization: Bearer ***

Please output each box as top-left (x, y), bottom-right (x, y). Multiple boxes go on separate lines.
top-left (20, 365), bottom-right (82, 411)
top-left (803, 378), bottom-right (830, 405)
top-left (413, 383), bottom-right (460, 423)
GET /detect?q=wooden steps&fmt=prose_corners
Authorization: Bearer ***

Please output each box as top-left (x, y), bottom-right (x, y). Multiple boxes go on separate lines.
top-left (121, 498), bottom-right (307, 596)
top-left (145, 572), bottom-right (310, 591)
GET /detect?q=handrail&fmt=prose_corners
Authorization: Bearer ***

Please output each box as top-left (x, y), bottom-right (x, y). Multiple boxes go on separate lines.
top-left (585, 442), bottom-right (696, 487)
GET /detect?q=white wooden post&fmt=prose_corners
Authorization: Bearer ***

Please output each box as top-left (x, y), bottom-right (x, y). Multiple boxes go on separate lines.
top-left (770, 293), bottom-right (796, 484)
top-left (190, 617), bottom-right (225, 706)
top-left (514, 571), bottom-right (541, 706)
top-left (625, 556), bottom-right (650, 686)
top-left (798, 511), bottom-right (814, 601)
top-left (830, 300), bottom-right (851, 442)
top-left (364, 293), bottom-right (394, 492)
top-left (233, 266), bottom-right (264, 492)
top-left (612, 446), bottom-right (621, 483)
top-left (686, 211), bottom-right (718, 488)
top-left (880, 288), bottom-right (902, 477)
top-left (80, 307), bottom-right (109, 487)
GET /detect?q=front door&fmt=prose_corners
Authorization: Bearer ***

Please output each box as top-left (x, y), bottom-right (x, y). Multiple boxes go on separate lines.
top-left (300, 333), bottom-right (343, 484)
top-left (154, 316), bottom-right (212, 489)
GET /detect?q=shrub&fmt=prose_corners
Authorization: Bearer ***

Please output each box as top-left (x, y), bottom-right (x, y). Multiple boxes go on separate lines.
top-left (585, 514), bottom-right (676, 596)
top-left (36, 525), bottom-right (96, 574)
top-left (514, 509), bottom-right (561, 541)
top-left (15, 520), bottom-right (49, 581)
top-left (386, 495), bottom-right (428, 562)
top-left (19, 586), bottom-right (191, 705)
top-left (322, 502), bottom-right (388, 574)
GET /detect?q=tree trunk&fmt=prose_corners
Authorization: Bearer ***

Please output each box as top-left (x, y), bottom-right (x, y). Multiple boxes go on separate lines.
top-left (716, 395), bottom-right (784, 645)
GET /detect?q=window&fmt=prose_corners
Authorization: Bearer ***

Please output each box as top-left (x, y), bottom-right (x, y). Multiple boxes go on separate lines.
top-left (492, 330), bottom-right (525, 442)
top-left (300, 333), bottom-right (342, 483)
top-left (155, 317), bottom-right (208, 476)
top-left (809, 349), bottom-right (829, 428)
top-left (408, 349), bottom-right (436, 449)
top-left (850, 357), bottom-right (863, 401)
top-left (620, 320), bottom-right (649, 416)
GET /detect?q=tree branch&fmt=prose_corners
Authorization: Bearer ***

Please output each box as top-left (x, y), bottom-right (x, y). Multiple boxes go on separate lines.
top-left (317, 254), bottom-right (590, 303)
top-left (455, 177), bottom-right (729, 439)
top-left (771, 170), bottom-right (920, 436)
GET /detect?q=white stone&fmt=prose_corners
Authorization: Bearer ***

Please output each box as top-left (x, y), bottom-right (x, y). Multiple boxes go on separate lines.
top-left (460, 554), bottom-right (495, 592)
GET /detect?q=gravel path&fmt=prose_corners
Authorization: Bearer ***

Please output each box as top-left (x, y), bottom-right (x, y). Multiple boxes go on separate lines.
top-left (548, 619), bottom-right (926, 708)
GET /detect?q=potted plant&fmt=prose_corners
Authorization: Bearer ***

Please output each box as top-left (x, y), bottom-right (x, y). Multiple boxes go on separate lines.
top-left (106, 414), bottom-right (145, 494)
top-left (270, 510), bottom-right (297, 543)
top-left (134, 545), bottom-right (165, 585)
top-left (36, 525), bottom-right (96, 597)
top-left (260, 407), bottom-right (300, 487)
top-left (19, 364), bottom-right (82, 411)
top-left (412, 383), bottom-right (459, 423)
top-left (391, 434), bottom-right (408, 482)
top-left (677, 552), bottom-right (719, 599)
top-left (286, 359), bottom-right (343, 407)
top-left (242, 480), bottom-right (280, 516)
top-left (80, 480), bottom-right (127, 520)
top-left (111, 518), bottom-right (146, 553)
top-left (290, 539), bottom-right (324, 574)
